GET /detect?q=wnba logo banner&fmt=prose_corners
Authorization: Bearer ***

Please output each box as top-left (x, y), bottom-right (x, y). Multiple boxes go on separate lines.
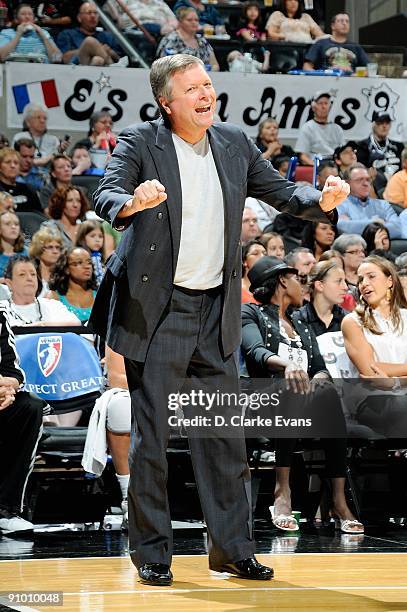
top-left (16, 332), bottom-right (104, 401)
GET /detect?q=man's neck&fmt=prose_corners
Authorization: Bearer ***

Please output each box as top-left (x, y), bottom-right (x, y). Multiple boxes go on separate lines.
top-left (172, 126), bottom-right (207, 145)
top-left (314, 118), bottom-right (328, 125)
top-left (331, 33), bottom-right (348, 44)
top-left (80, 26), bottom-right (96, 36)
top-left (12, 295), bottom-right (35, 306)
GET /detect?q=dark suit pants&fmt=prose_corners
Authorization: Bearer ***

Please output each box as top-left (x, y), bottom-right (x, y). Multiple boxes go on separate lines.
top-left (124, 286), bottom-right (254, 568)
top-left (0, 391), bottom-right (43, 515)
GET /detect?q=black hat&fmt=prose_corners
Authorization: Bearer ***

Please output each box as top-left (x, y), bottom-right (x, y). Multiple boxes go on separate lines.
top-left (333, 141), bottom-right (357, 160)
top-left (372, 111), bottom-right (392, 123)
top-left (248, 256), bottom-right (297, 293)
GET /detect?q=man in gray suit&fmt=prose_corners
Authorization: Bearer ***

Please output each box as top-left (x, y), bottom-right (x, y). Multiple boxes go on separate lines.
top-left (90, 54), bottom-right (350, 586)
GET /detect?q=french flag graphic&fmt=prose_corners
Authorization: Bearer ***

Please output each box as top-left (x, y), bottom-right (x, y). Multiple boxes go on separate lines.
top-left (12, 79), bottom-right (60, 114)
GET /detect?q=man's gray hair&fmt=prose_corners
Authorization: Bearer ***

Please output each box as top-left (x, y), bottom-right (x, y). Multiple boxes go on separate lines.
top-left (23, 103), bottom-right (47, 122)
top-left (395, 252), bottom-right (407, 270)
top-left (342, 162), bottom-right (367, 182)
top-left (150, 54), bottom-right (204, 104)
top-left (284, 247), bottom-right (312, 267)
top-left (332, 234), bottom-right (366, 254)
top-left (401, 148), bottom-right (407, 162)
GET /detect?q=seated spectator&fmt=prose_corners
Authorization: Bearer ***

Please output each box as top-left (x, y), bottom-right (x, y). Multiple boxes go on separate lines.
top-left (332, 233), bottom-right (366, 306)
top-left (106, 0), bottom-right (178, 37)
top-left (0, 134), bottom-right (9, 149)
top-left (303, 13), bottom-right (368, 73)
top-left (361, 222), bottom-right (391, 255)
top-left (35, 1), bottom-right (82, 34)
top-left (43, 186), bottom-right (89, 246)
top-left (356, 112), bottom-right (404, 198)
top-left (57, 2), bottom-right (125, 66)
top-left (383, 148), bottom-right (407, 208)
top-left (301, 220), bottom-right (337, 261)
top-left (261, 232), bottom-right (285, 259)
top-left (316, 162), bottom-right (338, 190)
top-left (295, 92), bottom-right (344, 166)
top-left (274, 156), bottom-right (291, 177)
top-left (255, 118), bottom-right (295, 164)
top-left (14, 138), bottom-right (47, 192)
top-left (157, 8), bottom-right (219, 71)
top-left (0, 192), bottom-right (15, 213)
top-left (284, 246), bottom-right (316, 276)
top-left (227, 49), bottom-right (270, 74)
top-left (0, 3), bottom-right (62, 64)
top-left (241, 239), bottom-right (266, 303)
top-left (241, 206), bottom-right (261, 244)
top-left (82, 345), bottom-right (131, 530)
top-left (0, 211), bottom-right (28, 278)
top-left (4, 254), bottom-right (79, 326)
top-left (293, 260), bottom-right (348, 337)
top-left (266, 0), bottom-right (324, 43)
top-left (173, 0), bottom-right (224, 29)
top-left (48, 246), bottom-right (97, 323)
top-left (319, 248), bottom-right (354, 310)
top-left (0, 148), bottom-right (42, 213)
top-left (75, 220), bottom-right (106, 287)
top-left (39, 154), bottom-right (73, 210)
top-left (337, 163), bottom-right (401, 238)
top-left (29, 228), bottom-right (64, 297)
top-left (71, 144), bottom-right (103, 176)
top-left (13, 103), bottom-right (67, 168)
top-left (333, 141), bottom-right (357, 178)
top-left (241, 256), bottom-right (363, 533)
top-left (236, 1), bottom-right (266, 42)
top-left (342, 255), bottom-right (407, 438)
top-left (76, 110), bottom-right (117, 153)
top-left (103, 221), bottom-right (122, 258)
top-left (0, 304), bottom-right (43, 535)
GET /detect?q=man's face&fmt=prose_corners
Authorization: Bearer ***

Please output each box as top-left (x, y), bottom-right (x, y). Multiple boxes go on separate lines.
top-left (17, 6), bottom-right (35, 24)
top-left (348, 168), bottom-right (371, 199)
top-left (373, 120), bottom-right (391, 140)
top-left (312, 97), bottom-right (331, 121)
top-left (337, 146), bottom-right (357, 169)
top-left (78, 2), bottom-right (99, 31)
top-left (317, 165), bottom-right (338, 189)
top-left (160, 64), bottom-right (217, 141)
top-left (241, 208), bottom-right (260, 243)
top-left (331, 14), bottom-right (350, 36)
top-left (19, 145), bottom-right (35, 172)
top-left (294, 252), bottom-right (316, 275)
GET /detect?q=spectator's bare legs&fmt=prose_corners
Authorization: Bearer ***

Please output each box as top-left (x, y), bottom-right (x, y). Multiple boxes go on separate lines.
top-left (43, 410), bottom-right (82, 426)
top-left (107, 430), bottom-right (130, 475)
top-left (78, 36), bottom-right (113, 66)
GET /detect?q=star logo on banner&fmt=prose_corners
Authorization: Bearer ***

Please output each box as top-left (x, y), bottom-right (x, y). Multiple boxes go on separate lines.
top-left (96, 72), bottom-right (112, 93)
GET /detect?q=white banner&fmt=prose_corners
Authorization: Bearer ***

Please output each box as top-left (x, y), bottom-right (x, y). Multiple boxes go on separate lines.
top-left (6, 63), bottom-right (407, 141)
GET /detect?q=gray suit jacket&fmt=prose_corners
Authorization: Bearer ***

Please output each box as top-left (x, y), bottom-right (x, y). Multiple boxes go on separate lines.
top-left (90, 119), bottom-right (332, 361)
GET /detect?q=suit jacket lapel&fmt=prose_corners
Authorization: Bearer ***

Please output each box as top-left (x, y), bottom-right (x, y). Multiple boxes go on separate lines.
top-left (208, 127), bottom-right (241, 272)
top-left (148, 121), bottom-right (182, 273)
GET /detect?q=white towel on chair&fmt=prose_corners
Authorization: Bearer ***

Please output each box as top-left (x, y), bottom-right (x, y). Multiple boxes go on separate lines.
top-left (82, 388), bottom-right (128, 476)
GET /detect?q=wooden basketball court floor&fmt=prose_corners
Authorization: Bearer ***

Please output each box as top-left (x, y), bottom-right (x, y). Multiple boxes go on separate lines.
top-left (1, 552), bottom-right (407, 611)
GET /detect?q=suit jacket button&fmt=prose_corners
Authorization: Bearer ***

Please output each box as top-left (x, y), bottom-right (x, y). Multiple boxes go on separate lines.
top-left (232, 270), bottom-right (237, 278)
top-left (157, 212), bottom-right (163, 219)
top-left (150, 243), bottom-right (156, 251)
top-left (142, 274), bottom-right (149, 282)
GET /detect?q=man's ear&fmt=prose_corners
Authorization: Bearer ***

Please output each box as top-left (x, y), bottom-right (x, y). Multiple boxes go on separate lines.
top-left (159, 97), bottom-right (171, 115)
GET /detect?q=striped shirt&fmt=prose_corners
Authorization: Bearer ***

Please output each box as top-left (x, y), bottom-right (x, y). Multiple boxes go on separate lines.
top-left (0, 28), bottom-right (54, 63)
top-left (0, 303), bottom-right (25, 385)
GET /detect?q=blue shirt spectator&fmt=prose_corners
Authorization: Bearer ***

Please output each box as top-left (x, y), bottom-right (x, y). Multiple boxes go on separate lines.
top-left (173, 0), bottom-right (223, 27)
top-left (57, 26), bottom-right (122, 63)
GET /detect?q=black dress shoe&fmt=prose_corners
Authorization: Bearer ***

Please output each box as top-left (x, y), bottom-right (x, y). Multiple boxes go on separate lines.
top-left (138, 563), bottom-right (173, 586)
top-left (211, 556), bottom-right (273, 580)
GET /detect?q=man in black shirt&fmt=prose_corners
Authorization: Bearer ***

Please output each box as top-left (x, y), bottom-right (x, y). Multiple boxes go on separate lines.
top-left (303, 13), bottom-right (368, 73)
top-left (356, 111), bottom-right (404, 198)
top-left (0, 148), bottom-right (42, 213)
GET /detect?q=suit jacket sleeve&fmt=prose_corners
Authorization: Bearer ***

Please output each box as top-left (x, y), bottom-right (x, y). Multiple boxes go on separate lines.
top-left (93, 127), bottom-right (143, 230)
top-left (243, 132), bottom-right (337, 223)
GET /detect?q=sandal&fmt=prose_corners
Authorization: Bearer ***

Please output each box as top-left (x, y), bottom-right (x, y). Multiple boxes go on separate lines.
top-left (333, 517), bottom-right (364, 534)
top-left (269, 505), bottom-right (299, 532)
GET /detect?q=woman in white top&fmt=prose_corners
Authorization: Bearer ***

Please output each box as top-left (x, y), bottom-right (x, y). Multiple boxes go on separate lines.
top-left (29, 227), bottom-right (64, 297)
top-left (3, 254), bottom-right (79, 327)
top-left (266, 0), bottom-right (324, 44)
top-left (342, 255), bottom-right (407, 437)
